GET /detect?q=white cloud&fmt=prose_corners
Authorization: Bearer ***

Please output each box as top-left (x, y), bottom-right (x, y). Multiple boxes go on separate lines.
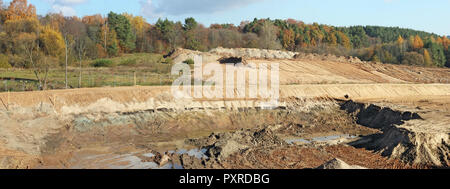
top-left (47, 0), bottom-right (89, 16)
top-left (140, 0), bottom-right (263, 18)
top-left (52, 4), bottom-right (77, 16)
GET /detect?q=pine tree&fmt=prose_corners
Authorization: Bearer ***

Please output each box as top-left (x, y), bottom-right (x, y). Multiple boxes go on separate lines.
top-left (445, 48), bottom-right (450, 68)
top-left (183, 17), bottom-right (197, 31)
top-left (429, 42), bottom-right (446, 67)
top-left (107, 12), bottom-right (135, 52)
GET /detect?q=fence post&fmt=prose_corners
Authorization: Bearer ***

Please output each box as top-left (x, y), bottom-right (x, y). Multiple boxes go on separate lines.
top-left (134, 71), bottom-right (137, 86)
top-left (113, 72), bottom-right (116, 87)
top-left (7, 90), bottom-right (9, 108)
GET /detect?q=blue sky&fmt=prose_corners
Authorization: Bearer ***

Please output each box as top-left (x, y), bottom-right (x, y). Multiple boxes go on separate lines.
top-left (4, 0), bottom-right (450, 35)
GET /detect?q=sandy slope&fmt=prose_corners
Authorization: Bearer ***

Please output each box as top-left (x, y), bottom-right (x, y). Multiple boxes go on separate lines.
top-left (0, 84), bottom-right (448, 111)
top-left (172, 47), bottom-right (450, 85)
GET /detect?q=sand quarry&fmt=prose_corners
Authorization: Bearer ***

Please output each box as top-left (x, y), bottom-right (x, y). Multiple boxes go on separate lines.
top-left (0, 48), bottom-right (449, 169)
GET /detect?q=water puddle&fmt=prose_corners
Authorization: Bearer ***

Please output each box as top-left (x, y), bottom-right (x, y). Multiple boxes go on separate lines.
top-left (285, 134), bottom-right (357, 145)
top-left (175, 148), bottom-right (208, 159)
top-left (313, 134), bottom-right (357, 142)
top-left (70, 153), bottom-right (159, 169)
top-left (285, 138), bottom-right (311, 144)
top-left (70, 148), bottom-right (208, 169)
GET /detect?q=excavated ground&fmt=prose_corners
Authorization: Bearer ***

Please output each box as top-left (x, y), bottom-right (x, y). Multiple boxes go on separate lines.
top-left (0, 95), bottom-right (447, 169)
top-left (0, 48), bottom-right (449, 169)
top-left (29, 101), bottom-right (389, 169)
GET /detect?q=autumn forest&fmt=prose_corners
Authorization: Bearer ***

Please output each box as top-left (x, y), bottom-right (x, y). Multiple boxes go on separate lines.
top-left (0, 0), bottom-right (449, 74)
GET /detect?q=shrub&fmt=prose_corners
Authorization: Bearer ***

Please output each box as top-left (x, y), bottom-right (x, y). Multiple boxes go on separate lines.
top-left (91, 59), bottom-right (115, 67)
top-left (0, 54), bottom-right (12, 69)
top-left (183, 58), bottom-right (195, 65)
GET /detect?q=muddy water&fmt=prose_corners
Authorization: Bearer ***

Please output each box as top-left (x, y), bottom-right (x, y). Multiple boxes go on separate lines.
top-left (68, 148), bottom-right (208, 169)
top-left (285, 134), bottom-right (358, 145)
top-left (71, 153), bottom-right (160, 169)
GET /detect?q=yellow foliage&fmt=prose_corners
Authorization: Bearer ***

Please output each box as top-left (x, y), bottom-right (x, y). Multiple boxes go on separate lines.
top-left (337, 31), bottom-right (351, 49)
top-left (423, 49), bottom-right (433, 67)
top-left (131, 16), bottom-right (145, 34)
top-left (413, 35), bottom-right (424, 50)
top-left (397, 36), bottom-right (404, 45)
top-left (123, 13), bottom-right (146, 36)
top-left (39, 26), bottom-right (65, 57)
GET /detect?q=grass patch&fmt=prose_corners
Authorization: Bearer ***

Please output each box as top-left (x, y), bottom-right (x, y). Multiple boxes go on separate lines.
top-left (119, 58), bottom-right (137, 66)
top-left (0, 53), bottom-right (179, 92)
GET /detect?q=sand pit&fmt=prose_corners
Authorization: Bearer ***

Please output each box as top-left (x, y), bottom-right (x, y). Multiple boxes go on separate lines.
top-left (0, 48), bottom-right (449, 169)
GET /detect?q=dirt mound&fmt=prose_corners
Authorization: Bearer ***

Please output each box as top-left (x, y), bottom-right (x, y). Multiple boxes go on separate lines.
top-left (187, 128), bottom-right (286, 160)
top-left (210, 47), bottom-right (297, 59)
top-left (340, 100), bottom-right (422, 129)
top-left (218, 56), bottom-right (248, 65)
top-left (352, 126), bottom-right (449, 167)
top-left (169, 48), bottom-right (220, 64)
top-left (169, 47), bottom-right (298, 64)
top-left (209, 47), bottom-right (365, 64)
top-left (342, 100), bottom-right (450, 167)
top-left (316, 158), bottom-right (367, 169)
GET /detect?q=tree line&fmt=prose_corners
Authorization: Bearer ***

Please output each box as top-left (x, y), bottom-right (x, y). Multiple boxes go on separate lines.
top-left (0, 0), bottom-right (449, 80)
